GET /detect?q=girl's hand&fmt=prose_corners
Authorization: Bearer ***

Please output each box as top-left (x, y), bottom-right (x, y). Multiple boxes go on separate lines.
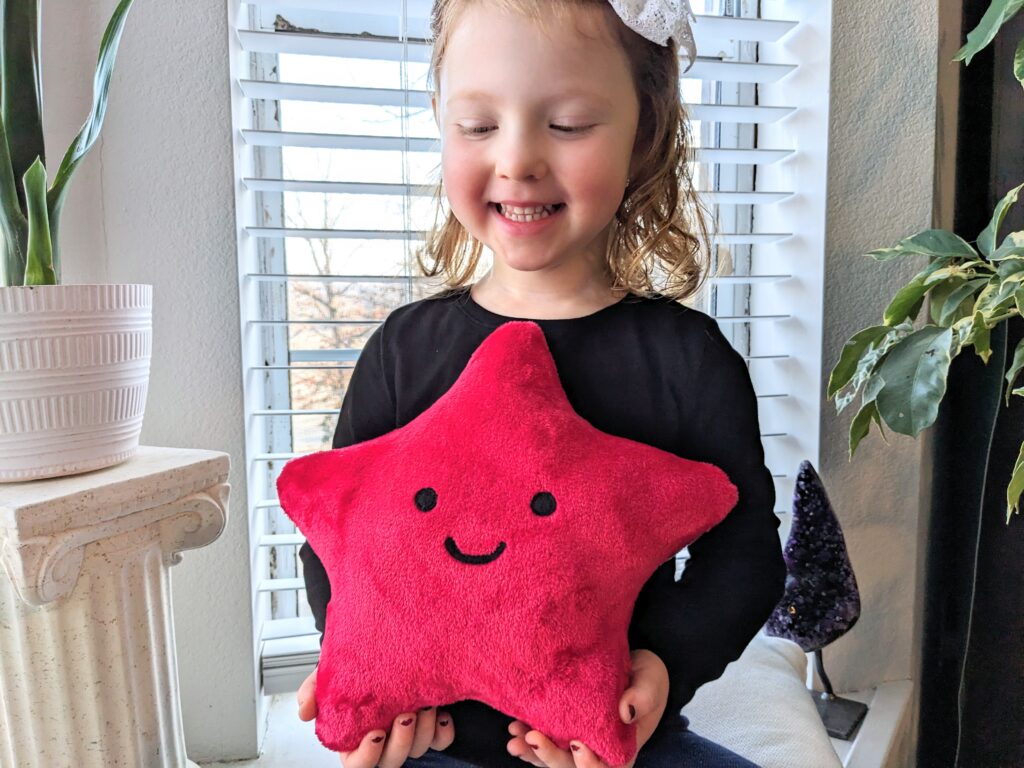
top-left (506, 649), bottom-right (670, 768)
top-left (296, 667), bottom-right (455, 767)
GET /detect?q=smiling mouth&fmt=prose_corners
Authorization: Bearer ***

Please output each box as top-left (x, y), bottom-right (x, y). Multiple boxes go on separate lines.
top-left (444, 536), bottom-right (507, 565)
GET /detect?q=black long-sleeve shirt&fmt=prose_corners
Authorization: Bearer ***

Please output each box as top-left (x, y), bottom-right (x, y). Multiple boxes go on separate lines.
top-left (299, 286), bottom-right (786, 767)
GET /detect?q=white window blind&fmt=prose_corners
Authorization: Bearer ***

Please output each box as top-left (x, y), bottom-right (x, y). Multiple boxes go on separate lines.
top-left (228, 0), bottom-right (826, 695)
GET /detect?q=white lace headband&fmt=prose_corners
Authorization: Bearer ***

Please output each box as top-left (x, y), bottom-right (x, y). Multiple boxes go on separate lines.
top-left (607, 0), bottom-right (698, 72)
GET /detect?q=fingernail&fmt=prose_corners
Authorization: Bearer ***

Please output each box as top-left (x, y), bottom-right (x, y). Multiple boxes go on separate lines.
top-left (527, 742), bottom-right (539, 750)
top-left (421, 706), bottom-right (433, 711)
top-left (400, 718), bottom-right (414, 726)
top-left (571, 743), bottom-right (581, 752)
top-left (439, 719), bottom-right (450, 726)
top-left (371, 735), bottom-right (384, 743)
top-left (629, 704), bottom-right (636, 722)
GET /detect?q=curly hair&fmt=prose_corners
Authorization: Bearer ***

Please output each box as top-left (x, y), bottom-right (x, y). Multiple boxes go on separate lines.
top-left (416, 0), bottom-right (718, 303)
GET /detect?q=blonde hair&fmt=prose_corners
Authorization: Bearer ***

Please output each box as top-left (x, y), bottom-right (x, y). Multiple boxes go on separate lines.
top-left (416, 0), bottom-right (717, 303)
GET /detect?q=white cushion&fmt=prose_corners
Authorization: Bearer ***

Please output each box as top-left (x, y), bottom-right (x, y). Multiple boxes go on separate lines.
top-left (680, 630), bottom-right (843, 768)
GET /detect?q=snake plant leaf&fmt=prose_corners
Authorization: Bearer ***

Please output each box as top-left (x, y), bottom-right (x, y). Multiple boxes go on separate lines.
top-left (937, 278), bottom-right (989, 326)
top-left (883, 259), bottom-right (953, 326)
top-left (867, 229), bottom-right (977, 262)
top-left (0, 104), bottom-right (22, 226)
top-left (1, 0), bottom-right (46, 214)
top-left (875, 326), bottom-right (955, 437)
top-left (978, 183), bottom-right (1024, 257)
top-left (954, 0), bottom-right (1024, 66)
top-left (828, 325), bottom-right (892, 399)
top-left (1015, 35), bottom-right (1024, 89)
top-left (45, 0), bottom-right (135, 230)
top-left (1007, 441), bottom-right (1024, 522)
top-left (1006, 338), bottom-right (1024, 406)
top-left (0, 108), bottom-right (28, 287)
top-left (21, 157), bottom-right (54, 286)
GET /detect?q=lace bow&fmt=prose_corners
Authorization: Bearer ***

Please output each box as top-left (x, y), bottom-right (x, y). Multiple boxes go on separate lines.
top-left (607, 0), bottom-right (698, 71)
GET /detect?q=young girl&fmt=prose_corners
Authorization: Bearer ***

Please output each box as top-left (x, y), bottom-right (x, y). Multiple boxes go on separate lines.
top-left (296, 1), bottom-right (786, 766)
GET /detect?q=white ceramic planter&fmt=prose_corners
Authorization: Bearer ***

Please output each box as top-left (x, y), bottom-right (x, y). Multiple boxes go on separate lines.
top-left (0, 284), bottom-right (152, 482)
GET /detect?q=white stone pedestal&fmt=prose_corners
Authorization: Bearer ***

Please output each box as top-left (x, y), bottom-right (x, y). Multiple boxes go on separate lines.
top-left (0, 446), bottom-right (230, 768)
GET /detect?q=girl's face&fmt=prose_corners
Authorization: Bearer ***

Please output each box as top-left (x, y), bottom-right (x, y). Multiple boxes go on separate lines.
top-left (432, 3), bottom-right (641, 277)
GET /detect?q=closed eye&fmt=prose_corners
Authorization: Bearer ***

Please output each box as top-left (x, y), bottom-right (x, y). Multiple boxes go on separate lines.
top-left (456, 125), bottom-right (594, 136)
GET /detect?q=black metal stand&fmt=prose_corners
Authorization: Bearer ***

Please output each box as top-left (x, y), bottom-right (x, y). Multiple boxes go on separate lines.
top-left (812, 649), bottom-right (868, 740)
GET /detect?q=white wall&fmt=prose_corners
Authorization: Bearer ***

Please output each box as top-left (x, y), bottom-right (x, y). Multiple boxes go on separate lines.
top-left (42, 0), bottom-right (260, 760)
top-left (39, 0), bottom-right (940, 762)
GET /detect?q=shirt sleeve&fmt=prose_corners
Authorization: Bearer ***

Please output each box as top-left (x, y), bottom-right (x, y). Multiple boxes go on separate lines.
top-left (627, 316), bottom-right (787, 732)
top-left (298, 323), bottom-right (397, 644)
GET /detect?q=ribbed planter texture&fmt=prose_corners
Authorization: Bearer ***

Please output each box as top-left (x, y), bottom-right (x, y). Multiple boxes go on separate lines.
top-left (0, 284), bottom-right (152, 482)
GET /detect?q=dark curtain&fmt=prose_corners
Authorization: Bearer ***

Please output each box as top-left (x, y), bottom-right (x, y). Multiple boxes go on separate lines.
top-left (918, 4), bottom-right (1024, 766)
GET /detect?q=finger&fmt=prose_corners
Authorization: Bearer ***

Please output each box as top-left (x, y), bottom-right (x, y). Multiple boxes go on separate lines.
top-left (508, 719), bottom-right (531, 738)
top-left (297, 670), bottom-right (318, 722)
top-left (377, 711), bottom-right (417, 768)
top-left (568, 740), bottom-right (611, 768)
top-left (619, 683), bottom-right (656, 725)
top-left (526, 729), bottom-right (576, 768)
top-left (409, 706), bottom-right (436, 758)
top-left (338, 728), bottom-right (387, 768)
top-left (432, 710), bottom-right (455, 752)
top-left (506, 734), bottom-right (546, 767)
top-left (619, 694), bottom-right (647, 725)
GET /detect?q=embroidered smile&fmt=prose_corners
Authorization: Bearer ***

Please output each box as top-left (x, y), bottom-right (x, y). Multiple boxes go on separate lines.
top-left (444, 536), bottom-right (507, 565)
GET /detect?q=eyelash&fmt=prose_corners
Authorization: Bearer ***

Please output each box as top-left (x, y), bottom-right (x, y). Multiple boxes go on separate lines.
top-left (458, 125), bottom-right (594, 135)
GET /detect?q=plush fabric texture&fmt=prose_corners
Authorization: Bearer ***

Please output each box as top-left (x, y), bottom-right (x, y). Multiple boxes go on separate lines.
top-left (681, 631), bottom-right (843, 768)
top-left (276, 320), bottom-right (739, 766)
top-left (765, 460), bottom-right (860, 651)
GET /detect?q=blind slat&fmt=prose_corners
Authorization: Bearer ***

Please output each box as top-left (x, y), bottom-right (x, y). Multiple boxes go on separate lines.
top-left (240, 3), bottom-right (797, 46)
top-left (238, 80), bottom-right (797, 124)
top-left (241, 177), bottom-right (794, 205)
top-left (244, 227), bottom-right (794, 246)
top-left (236, 30), bottom-right (797, 82)
top-left (240, 128), bottom-right (791, 165)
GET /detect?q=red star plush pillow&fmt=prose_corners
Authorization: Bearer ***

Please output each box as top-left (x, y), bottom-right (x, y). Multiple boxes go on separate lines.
top-left (276, 321), bottom-right (738, 766)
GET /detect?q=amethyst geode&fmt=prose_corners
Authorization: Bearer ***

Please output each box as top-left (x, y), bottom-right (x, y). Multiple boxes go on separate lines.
top-left (765, 460), bottom-right (861, 651)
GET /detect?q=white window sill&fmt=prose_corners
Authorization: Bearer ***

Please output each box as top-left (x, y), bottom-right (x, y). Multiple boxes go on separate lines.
top-left (829, 680), bottom-right (914, 768)
top-left (201, 680), bottom-right (914, 768)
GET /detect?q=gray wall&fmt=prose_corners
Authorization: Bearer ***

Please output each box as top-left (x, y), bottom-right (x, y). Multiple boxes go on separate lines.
top-left (40, 0), bottom-right (942, 762)
top-left (819, 2), bottom-right (940, 764)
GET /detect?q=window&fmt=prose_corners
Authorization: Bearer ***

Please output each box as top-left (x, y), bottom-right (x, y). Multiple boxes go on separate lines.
top-left (228, 0), bottom-right (825, 695)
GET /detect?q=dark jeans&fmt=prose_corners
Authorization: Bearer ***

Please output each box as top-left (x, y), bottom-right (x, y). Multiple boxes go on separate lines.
top-left (402, 715), bottom-right (761, 768)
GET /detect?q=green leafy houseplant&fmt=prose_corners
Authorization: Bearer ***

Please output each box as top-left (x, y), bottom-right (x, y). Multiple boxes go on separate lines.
top-left (0, 0), bottom-right (134, 287)
top-left (828, 0), bottom-right (1024, 523)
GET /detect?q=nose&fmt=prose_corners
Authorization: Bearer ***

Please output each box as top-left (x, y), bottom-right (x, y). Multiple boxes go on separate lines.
top-left (494, 125), bottom-right (548, 182)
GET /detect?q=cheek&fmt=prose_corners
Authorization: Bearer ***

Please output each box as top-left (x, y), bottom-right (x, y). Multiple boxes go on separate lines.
top-left (441, 144), bottom-right (487, 210)
top-left (566, 141), bottom-right (630, 200)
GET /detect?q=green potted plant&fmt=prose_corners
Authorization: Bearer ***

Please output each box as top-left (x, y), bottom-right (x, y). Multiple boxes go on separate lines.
top-left (827, 1), bottom-right (1024, 522)
top-left (0, 0), bottom-right (146, 482)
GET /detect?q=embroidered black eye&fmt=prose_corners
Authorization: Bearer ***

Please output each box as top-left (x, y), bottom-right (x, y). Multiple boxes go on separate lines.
top-left (414, 487), bottom-right (438, 512)
top-left (531, 491), bottom-right (556, 517)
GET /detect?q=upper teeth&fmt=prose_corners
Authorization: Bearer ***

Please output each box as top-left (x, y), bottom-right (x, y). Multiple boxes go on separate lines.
top-left (502, 204), bottom-right (557, 214)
